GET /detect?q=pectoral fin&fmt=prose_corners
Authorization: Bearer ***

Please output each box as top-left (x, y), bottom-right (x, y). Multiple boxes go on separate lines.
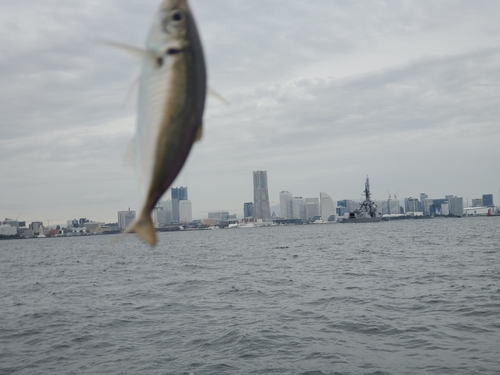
top-left (97, 40), bottom-right (147, 60)
top-left (207, 87), bottom-right (229, 105)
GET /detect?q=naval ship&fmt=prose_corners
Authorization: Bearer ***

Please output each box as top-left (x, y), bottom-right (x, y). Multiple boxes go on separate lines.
top-left (342, 176), bottom-right (382, 223)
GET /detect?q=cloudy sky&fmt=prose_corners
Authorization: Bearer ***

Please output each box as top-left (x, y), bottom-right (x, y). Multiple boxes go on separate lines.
top-left (1, 0), bottom-right (500, 224)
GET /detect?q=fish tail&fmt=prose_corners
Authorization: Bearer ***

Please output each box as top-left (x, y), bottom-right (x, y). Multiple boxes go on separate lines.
top-left (114, 211), bottom-right (157, 246)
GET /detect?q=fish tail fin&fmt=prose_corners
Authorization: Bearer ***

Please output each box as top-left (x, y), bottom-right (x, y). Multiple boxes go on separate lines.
top-left (113, 211), bottom-right (157, 246)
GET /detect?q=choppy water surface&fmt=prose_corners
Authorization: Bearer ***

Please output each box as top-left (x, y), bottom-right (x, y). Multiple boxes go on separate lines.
top-left (1, 217), bottom-right (499, 374)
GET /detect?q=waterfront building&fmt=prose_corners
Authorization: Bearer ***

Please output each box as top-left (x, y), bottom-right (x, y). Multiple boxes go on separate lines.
top-left (30, 222), bottom-right (44, 235)
top-left (482, 194), bottom-right (494, 207)
top-left (0, 225), bottom-right (18, 236)
top-left (305, 198), bottom-right (320, 219)
top-left (291, 197), bottom-right (306, 219)
top-left (279, 191), bottom-right (293, 219)
top-left (154, 207), bottom-right (172, 227)
top-left (430, 199), bottom-right (447, 215)
top-left (472, 198), bottom-right (483, 207)
top-left (441, 203), bottom-right (450, 216)
top-left (420, 193), bottom-right (428, 203)
top-left (158, 200), bottom-right (172, 211)
top-left (320, 192), bottom-right (336, 221)
top-left (179, 200), bottom-right (192, 223)
top-left (171, 187), bottom-right (188, 222)
top-left (388, 198), bottom-right (400, 215)
top-left (404, 197), bottom-right (420, 213)
top-left (253, 171), bottom-right (271, 220)
top-left (203, 218), bottom-right (217, 226)
top-left (337, 200), bottom-right (348, 208)
top-left (448, 196), bottom-right (464, 216)
top-left (2, 219), bottom-right (19, 228)
top-left (422, 198), bottom-right (434, 216)
top-left (337, 206), bottom-right (348, 217)
top-left (243, 202), bottom-right (254, 218)
top-left (464, 207), bottom-right (491, 216)
top-left (208, 211), bottom-right (230, 221)
top-left (118, 209), bottom-right (136, 230)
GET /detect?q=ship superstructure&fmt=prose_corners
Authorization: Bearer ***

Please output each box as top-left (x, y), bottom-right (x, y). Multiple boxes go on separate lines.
top-left (343, 176), bottom-right (381, 223)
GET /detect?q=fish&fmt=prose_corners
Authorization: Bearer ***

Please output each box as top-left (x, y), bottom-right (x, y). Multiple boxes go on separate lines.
top-left (122, 0), bottom-right (206, 246)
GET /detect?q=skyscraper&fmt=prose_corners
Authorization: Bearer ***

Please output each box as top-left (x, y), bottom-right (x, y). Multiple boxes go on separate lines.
top-left (420, 193), bottom-right (428, 204)
top-left (253, 171), bottom-right (271, 220)
top-left (179, 200), bottom-right (192, 223)
top-left (305, 198), bottom-right (320, 219)
top-left (404, 197), bottom-right (420, 213)
top-left (171, 187), bottom-right (188, 222)
top-left (291, 197), bottom-right (306, 219)
top-left (320, 192), bottom-right (336, 221)
top-left (279, 191), bottom-right (293, 219)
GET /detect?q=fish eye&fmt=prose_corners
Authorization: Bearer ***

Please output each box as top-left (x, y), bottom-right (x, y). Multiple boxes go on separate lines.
top-left (172, 11), bottom-right (183, 22)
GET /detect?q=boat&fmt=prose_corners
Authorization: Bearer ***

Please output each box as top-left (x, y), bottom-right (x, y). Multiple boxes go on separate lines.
top-left (238, 222), bottom-right (256, 228)
top-left (342, 176), bottom-right (382, 223)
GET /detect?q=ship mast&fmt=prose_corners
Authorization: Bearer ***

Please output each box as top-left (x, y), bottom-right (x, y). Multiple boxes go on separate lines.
top-left (364, 176), bottom-right (371, 203)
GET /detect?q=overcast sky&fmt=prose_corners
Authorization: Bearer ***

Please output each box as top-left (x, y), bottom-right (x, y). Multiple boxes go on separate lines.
top-left (1, 0), bottom-right (500, 224)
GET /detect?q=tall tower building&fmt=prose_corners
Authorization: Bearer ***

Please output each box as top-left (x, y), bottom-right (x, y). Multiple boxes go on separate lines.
top-left (171, 187), bottom-right (188, 222)
top-left (179, 200), bottom-right (192, 223)
top-left (253, 171), bottom-right (271, 220)
top-left (305, 198), bottom-right (320, 219)
top-left (404, 197), bottom-right (420, 213)
top-left (279, 191), bottom-right (293, 219)
top-left (291, 197), bottom-right (306, 219)
top-left (420, 193), bottom-right (428, 204)
top-left (320, 192), bottom-right (336, 221)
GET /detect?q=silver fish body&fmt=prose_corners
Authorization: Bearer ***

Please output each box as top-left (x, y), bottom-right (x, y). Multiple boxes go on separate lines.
top-left (128, 0), bottom-right (206, 245)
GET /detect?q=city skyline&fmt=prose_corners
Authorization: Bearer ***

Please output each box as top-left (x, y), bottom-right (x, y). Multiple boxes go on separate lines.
top-left (1, 1), bottom-right (500, 224)
top-left (2, 177), bottom-right (498, 227)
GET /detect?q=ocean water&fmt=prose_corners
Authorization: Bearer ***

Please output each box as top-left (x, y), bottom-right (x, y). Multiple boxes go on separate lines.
top-left (1, 217), bottom-right (499, 375)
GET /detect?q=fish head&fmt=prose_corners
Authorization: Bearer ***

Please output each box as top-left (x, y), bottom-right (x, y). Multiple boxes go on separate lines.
top-left (146, 0), bottom-right (195, 59)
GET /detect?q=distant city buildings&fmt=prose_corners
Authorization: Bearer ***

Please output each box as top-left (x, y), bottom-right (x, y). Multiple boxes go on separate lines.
top-left (405, 197), bottom-right (420, 213)
top-left (472, 198), bottom-right (483, 207)
top-left (448, 196), bottom-right (464, 216)
top-left (171, 186), bottom-right (188, 222)
top-left (0, 224), bottom-right (17, 236)
top-left (208, 211), bottom-right (230, 221)
top-left (291, 197), bottom-right (306, 219)
top-left (320, 192), bottom-right (336, 221)
top-left (482, 194), bottom-right (494, 207)
top-left (305, 198), bottom-right (320, 219)
top-left (118, 209), bottom-right (136, 230)
top-left (3, 172), bottom-right (499, 238)
top-left (243, 202), bottom-right (254, 218)
top-left (253, 171), bottom-right (271, 220)
top-left (279, 191), bottom-right (293, 220)
top-left (179, 200), bottom-right (192, 223)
